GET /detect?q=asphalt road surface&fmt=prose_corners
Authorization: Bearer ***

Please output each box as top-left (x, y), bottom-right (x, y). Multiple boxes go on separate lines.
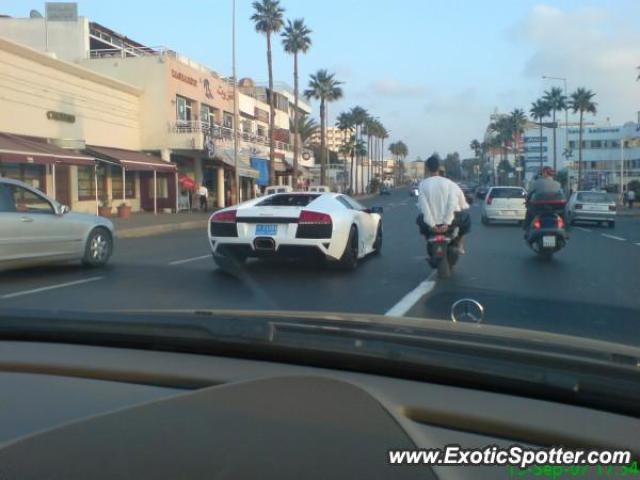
top-left (2, 187), bottom-right (640, 347)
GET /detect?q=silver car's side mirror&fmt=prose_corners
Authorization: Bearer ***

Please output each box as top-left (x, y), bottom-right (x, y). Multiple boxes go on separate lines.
top-left (58, 204), bottom-right (70, 215)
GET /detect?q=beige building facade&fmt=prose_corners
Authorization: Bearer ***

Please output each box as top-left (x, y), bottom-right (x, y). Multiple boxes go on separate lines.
top-left (0, 36), bottom-right (170, 215)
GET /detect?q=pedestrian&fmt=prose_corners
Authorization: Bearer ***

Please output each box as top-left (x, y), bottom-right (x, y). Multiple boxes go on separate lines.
top-left (627, 189), bottom-right (635, 209)
top-left (197, 183), bottom-right (209, 211)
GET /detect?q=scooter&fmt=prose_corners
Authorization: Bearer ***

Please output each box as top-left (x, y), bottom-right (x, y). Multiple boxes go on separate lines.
top-left (426, 224), bottom-right (461, 279)
top-left (524, 199), bottom-right (568, 259)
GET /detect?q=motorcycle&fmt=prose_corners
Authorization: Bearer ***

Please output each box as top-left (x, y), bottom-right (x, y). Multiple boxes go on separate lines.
top-left (524, 196), bottom-right (568, 259)
top-left (426, 224), bottom-right (461, 279)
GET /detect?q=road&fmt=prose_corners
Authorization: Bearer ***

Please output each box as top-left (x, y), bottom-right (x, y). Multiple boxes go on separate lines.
top-left (1, 188), bottom-right (640, 347)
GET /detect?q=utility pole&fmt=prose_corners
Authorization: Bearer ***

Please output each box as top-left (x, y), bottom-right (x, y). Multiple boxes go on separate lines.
top-left (232, 0), bottom-right (240, 204)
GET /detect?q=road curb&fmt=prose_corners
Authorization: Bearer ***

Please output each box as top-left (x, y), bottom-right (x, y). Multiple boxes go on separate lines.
top-left (117, 220), bottom-right (207, 239)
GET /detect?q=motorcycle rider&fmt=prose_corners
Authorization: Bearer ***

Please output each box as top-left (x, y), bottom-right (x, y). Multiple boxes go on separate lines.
top-left (416, 155), bottom-right (471, 256)
top-left (524, 166), bottom-right (564, 229)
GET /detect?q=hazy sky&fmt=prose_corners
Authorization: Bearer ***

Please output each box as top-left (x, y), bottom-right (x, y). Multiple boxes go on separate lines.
top-left (3, 0), bottom-right (640, 158)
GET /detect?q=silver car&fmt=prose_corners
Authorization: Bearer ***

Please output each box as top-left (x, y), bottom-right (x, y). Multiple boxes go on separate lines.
top-left (0, 178), bottom-right (115, 271)
top-left (566, 191), bottom-right (616, 228)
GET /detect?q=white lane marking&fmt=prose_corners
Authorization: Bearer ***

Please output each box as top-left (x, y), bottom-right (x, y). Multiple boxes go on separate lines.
top-left (601, 234), bottom-right (626, 241)
top-left (385, 272), bottom-right (437, 317)
top-left (635, 243), bottom-right (640, 247)
top-left (1, 277), bottom-right (104, 300)
top-left (576, 227), bottom-right (592, 232)
top-left (168, 254), bottom-right (211, 265)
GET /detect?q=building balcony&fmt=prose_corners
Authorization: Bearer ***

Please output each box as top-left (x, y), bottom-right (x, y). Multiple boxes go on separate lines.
top-left (166, 121), bottom-right (310, 159)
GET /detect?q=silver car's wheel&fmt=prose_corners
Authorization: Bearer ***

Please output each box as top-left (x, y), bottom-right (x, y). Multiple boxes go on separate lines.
top-left (82, 228), bottom-right (113, 267)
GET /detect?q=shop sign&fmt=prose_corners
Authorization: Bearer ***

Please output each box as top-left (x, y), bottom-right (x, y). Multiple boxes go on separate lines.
top-left (171, 69), bottom-right (198, 87)
top-left (46, 111), bottom-right (75, 123)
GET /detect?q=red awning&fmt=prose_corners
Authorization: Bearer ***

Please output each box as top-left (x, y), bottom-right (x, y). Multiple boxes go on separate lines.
top-left (0, 132), bottom-right (94, 165)
top-left (86, 145), bottom-right (176, 172)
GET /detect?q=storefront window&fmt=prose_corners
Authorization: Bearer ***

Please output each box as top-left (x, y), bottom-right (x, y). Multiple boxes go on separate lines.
top-left (156, 176), bottom-right (169, 199)
top-left (111, 167), bottom-right (135, 199)
top-left (78, 166), bottom-right (106, 200)
top-left (0, 164), bottom-right (46, 192)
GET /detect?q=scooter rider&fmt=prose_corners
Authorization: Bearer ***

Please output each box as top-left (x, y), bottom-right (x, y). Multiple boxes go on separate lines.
top-left (416, 155), bottom-right (471, 254)
top-left (524, 166), bottom-right (564, 229)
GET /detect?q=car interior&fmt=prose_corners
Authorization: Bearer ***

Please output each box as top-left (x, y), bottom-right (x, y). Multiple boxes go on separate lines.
top-left (0, 336), bottom-right (638, 479)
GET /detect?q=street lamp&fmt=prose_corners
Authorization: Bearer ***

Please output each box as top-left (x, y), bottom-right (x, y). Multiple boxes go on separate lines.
top-left (232, 0), bottom-right (240, 204)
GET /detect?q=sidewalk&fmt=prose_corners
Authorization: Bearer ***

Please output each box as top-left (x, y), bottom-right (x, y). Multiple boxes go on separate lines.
top-left (114, 211), bottom-right (212, 238)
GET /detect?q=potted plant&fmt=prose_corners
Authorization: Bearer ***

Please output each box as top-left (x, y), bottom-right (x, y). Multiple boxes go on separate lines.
top-left (117, 202), bottom-right (132, 219)
top-left (98, 194), bottom-right (112, 217)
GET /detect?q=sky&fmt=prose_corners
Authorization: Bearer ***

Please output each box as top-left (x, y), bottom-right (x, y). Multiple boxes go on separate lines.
top-left (2, 0), bottom-right (640, 159)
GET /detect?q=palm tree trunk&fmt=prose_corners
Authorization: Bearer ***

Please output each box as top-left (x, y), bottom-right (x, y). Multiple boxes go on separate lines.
top-left (381, 138), bottom-right (385, 181)
top-left (320, 99), bottom-right (326, 186)
top-left (267, 32), bottom-right (276, 184)
top-left (359, 131), bottom-right (364, 194)
top-left (292, 52), bottom-right (299, 189)
top-left (539, 120), bottom-right (543, 171)
top-left (578, 110), bottom-right (584, 190)
top-left (367, 134), bottom-right (372, 192)
top-left (350, 151), bottom-right (355, 192)
top-left (552, 110), bottom-right (557, 172)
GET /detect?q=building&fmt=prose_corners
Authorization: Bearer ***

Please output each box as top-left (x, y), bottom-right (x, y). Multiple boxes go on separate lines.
top-left (522, 123), bottom-right (640, 190)
top-left (405, 160), bottom-right (425, 181)
top-left (0, 35), bottom-right (178, 215)
top-left (0, 4), bottom-right (315, 209)
top-left (310, 127), bottom-right (352, 153)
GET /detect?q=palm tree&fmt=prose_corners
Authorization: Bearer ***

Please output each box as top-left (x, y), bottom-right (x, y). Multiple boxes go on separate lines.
top-left (336, 111), bottom-right (355, 190)
top-left (509, 109), bottom-right (528, 184)
top-left (339, 135), bottom-right (367, 192)
top-left (251, 0), bottom-right (285, 184)
top-left (349, 107), bottom-right (369, 193)
top-left (282, 18), bottom-right (312, 188)
top-left (542, 87), bottom-right (567, 171)
top-left (290, 115), bottom-right (319, 147)
top-left (304, 70), bottom-right (343, 185)
top-left (489, 117), bottom-right (512, 185)
top-left (569, 88), bottom-right (597, 190)
top-left (379, 125), bottom-right (389, 181)
top-left (364, 117), bottom-right (378, 192)
top-left (530, 99), bottom-right (551, 171)
top-left (470, 139), bottom-right (481, 159)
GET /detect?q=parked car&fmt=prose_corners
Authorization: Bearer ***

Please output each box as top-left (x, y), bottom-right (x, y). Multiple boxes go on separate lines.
top-left (264, 185), bottom-right (293, 195)
top-left (0, 178), bottom-right (115, 271)
top-left (481, 186), bottom-right (527, 225)
top-left (308, 185), bottom-right (330, 193)
top-left (209, 192), bottom-right (383, 271)
top-left (476, 185), bottom-right (489, 199)
top-left (457, 183), bottom-right (474, 205)
top-left (566, 191), bottom-right (616, 228)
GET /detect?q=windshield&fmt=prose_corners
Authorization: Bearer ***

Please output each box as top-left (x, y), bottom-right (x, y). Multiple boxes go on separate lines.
top-left (490, 188), bottom-right (526, 198)
top-left (577, 192), bottom-right (610, 203)
top-left (0, 1), bottom-right (639, 389)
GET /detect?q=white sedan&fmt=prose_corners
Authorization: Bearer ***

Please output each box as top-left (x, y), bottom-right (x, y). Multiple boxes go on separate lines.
top-left (209, 192), bottom-right (383, 270)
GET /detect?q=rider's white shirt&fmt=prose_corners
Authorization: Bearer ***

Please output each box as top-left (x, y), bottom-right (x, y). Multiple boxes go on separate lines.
top-left (417, 176), bottom-right (468, 226)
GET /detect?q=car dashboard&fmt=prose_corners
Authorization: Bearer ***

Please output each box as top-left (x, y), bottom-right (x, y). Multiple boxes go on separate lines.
top-left (0, 341), bottom-right (638, 479)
